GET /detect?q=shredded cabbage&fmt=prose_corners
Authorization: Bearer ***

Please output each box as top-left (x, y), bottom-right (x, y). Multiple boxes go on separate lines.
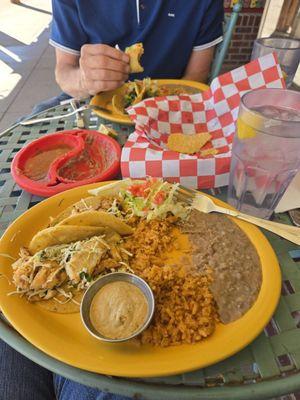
top-left (120, 178), bottom-right (189, 221)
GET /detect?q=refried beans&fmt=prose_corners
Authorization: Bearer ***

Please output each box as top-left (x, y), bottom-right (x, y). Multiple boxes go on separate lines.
top-left (90, 281), bottom-right (148, 339)
top-left (181, 210), bottom-right (262, 323)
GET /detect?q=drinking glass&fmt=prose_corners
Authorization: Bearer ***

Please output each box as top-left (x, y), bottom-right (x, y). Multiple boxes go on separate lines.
top-left (251, 37), bottom-right (300, 87)
top-left (227, 88), bottom-right (300, 219)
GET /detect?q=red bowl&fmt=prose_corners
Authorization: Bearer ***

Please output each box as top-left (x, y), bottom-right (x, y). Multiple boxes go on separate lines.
top-left (11, 129), bottom-right (121, 197)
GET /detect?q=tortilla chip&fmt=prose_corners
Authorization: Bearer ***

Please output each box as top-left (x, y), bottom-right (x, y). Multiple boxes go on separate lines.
top-left (58, 211), bottom-right (133, 236)
top-left (200, 148), bottom-right (218, 157)
top-left (29, 225), bottom-right (107, 254)
top-left (125, 43), bottom-right (144, 73)
top-left (167, 133), bottom-right (212, 154)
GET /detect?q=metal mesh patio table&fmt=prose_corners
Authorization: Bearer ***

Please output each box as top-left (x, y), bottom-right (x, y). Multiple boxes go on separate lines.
top-left (0, 104), bottom-right (300, 400)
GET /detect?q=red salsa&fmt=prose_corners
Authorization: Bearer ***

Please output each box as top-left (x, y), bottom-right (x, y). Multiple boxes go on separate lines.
top-left (24, 146), bottom-right (71, 181)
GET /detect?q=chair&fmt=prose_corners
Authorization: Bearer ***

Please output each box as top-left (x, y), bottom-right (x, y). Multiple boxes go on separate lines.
top-left (210, 1), bottom-right (243, 81)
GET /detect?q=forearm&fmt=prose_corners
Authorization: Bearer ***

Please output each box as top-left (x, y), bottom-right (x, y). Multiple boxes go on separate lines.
top-left (182, 69), bottom-right (210, 83)
top-left (183, 47), bottom-right (215, 83)
top-left (55, 63), bottom-right (88, 99)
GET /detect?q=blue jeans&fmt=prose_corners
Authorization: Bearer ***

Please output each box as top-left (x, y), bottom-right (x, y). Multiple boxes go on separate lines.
top-left (0, 339), bottom-right (131, 400)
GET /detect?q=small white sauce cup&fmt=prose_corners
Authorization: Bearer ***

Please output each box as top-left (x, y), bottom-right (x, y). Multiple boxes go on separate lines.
top-left (80, 272), bottom-right (155, 343)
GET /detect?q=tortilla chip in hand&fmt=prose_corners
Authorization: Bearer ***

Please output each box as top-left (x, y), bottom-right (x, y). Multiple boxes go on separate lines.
top-left (125, 43), bottom-right (144, 73)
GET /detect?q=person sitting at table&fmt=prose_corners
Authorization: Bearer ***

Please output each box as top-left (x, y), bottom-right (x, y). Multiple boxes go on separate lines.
top-left (1, 1), bottom-right (223, 399)
top-left (30, 0), bottom-right (223, 115)
top-left (0, 338), bottom-right (131, 400)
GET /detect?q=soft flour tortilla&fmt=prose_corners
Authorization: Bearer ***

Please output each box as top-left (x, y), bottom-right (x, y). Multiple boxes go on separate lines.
top-left (58, 211), bottom-right (133, 236)
top-left (29, 225), bottom-right (108, 254)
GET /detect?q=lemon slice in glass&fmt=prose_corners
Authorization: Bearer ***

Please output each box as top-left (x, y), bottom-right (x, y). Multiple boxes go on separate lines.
top-left (237, 111), bottom-right (263, 140)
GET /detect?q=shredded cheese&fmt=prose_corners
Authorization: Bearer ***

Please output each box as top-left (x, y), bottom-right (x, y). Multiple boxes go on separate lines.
top-left (118, 261), bottom-right (135, 274)
top-left (28, 289), bottom-right (47, 300)
top-left (80, 198), bottom-right (89, 210)
top-left (7, 289), bottom-right (29, 296)
top-left (120, 248), bottom-right (133, 257)
top-left (57, 287), bottom-right (73, 299)
top-left (53, 296), bottom-right (72, 305)
top-left (96, 237), bottom-right (110, 250)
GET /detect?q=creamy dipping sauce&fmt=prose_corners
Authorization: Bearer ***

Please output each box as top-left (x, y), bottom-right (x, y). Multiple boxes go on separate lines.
top-left (90, 281), bottom-right (148, 340)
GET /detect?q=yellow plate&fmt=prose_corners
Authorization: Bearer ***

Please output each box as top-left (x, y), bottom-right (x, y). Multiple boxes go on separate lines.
top-left (0, 182), bottom-right (281, 378)
top-left (90, 79), bottom-right (209, 125)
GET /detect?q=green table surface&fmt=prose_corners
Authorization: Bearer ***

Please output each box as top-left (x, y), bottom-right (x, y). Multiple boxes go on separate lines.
top-left (0, 104), bottom-right (300, 400)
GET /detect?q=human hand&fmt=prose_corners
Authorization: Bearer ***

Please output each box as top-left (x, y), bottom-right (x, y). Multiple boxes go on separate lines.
top-left (79, 44), bottom-right (130, 95)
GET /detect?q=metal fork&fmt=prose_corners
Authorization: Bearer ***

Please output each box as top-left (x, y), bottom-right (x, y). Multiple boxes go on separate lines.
top-left (176, 185), bottom-right (300, 245)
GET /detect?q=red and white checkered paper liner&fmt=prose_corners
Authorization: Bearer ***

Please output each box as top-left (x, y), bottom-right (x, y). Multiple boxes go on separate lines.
top-left (121, 53), bottom-right (285, 189)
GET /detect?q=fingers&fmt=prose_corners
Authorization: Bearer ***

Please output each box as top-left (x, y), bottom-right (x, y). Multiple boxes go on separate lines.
top-left (82, 55), bottom-right (130, 74)
top-left (81, 44), bottom-right (129, 63)
top-left (79, 43), bottom-right (130, 94)
top-left (85, 69), bottom-right (128, 81)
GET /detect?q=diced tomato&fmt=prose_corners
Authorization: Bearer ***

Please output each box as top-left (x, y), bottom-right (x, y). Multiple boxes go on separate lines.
top-left (129, 179), bottom-right (161, 198)
top-left (153, 190), bottom-right (166, 205)
top-left (128, 184), bottom-right (144, 197)
top-left (129, 181), bottom-right (154, 197)
top-left (143, 181), bottom-right (152, 193)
